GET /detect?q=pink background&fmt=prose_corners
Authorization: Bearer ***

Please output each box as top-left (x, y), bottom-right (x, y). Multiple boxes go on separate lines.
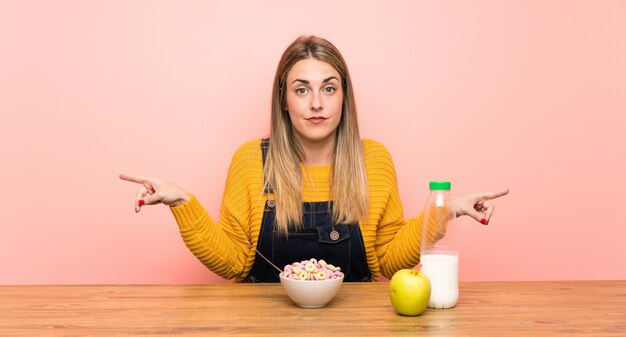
top-left (1, 1), bottom-right (624, 284)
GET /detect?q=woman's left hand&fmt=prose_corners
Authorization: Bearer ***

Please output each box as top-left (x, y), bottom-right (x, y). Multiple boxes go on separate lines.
top-left (449, 189), bottom-right (509, 225)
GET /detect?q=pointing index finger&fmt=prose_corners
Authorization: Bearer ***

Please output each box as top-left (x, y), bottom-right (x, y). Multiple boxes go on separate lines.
top-left (119, 173), bottom-right (150, 185)
top-left (481, 189), bottom-right (510, 200)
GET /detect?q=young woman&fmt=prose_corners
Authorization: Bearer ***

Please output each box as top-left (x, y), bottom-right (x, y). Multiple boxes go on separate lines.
top-left (120, 35), bottom-right (508, 282)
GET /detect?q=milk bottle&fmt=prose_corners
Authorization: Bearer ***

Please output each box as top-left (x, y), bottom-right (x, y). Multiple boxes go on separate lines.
top-left (419, 181), bottom-right (459, 309)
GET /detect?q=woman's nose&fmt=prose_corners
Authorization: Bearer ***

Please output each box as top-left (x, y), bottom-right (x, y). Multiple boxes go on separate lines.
top-left (311, 94), bottom-right (322, 112)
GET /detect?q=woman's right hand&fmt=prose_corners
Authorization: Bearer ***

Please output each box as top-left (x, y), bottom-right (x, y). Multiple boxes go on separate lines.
top-left (119, 174), bottom-right (190, 212)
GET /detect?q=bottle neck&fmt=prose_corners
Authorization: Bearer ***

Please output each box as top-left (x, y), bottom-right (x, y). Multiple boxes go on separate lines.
top-left (429, 189), bottom-right (450, 204)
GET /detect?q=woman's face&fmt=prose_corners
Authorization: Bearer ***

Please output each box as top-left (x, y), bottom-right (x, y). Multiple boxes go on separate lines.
top-left (285, 58), bottom-right (343, 147)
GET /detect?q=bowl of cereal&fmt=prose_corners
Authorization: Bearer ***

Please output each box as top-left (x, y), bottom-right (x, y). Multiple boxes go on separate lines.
top-left (279, 258), bottom-right (344, 308)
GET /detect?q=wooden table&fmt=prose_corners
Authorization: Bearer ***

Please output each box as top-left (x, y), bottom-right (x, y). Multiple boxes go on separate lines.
top-left (1, 281), bottom-right (625, 336)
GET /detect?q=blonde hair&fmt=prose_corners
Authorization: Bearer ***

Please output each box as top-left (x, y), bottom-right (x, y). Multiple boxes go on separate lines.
top-left (264, 35), bottom-right (369, 233)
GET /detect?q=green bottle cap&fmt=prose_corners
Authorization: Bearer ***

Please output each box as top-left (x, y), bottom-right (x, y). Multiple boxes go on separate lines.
top-left (429, 181), bottom-right (451, 190)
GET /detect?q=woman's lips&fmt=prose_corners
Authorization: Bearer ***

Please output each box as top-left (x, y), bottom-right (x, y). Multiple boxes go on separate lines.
top-left (307, 117), bottom-right (327, 125)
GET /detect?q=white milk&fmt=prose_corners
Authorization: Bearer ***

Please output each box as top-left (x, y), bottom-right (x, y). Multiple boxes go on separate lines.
top-left (420, 254), bottom-right (459, 309)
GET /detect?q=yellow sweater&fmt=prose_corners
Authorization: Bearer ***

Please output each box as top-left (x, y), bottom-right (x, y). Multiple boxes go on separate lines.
top-left (170, 139), bottom-right (434, 282)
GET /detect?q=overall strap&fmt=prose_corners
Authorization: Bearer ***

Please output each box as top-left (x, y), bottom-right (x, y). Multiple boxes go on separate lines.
top-left (261, 138), bottom-right (273, 194)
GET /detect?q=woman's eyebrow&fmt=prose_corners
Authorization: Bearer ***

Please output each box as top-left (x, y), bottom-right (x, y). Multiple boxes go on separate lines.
top-left (291, 76), bottom-right (339, 85)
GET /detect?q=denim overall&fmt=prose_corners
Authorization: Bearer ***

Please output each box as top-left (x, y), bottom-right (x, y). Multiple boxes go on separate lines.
top-left (245, 139), bottom-right (370, 283)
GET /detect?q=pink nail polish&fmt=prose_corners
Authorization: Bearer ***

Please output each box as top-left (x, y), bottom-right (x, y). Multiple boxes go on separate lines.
top-left (138, 199), bottom-right (145, 206)
top-left (480, 218), bottom-right (487, 225)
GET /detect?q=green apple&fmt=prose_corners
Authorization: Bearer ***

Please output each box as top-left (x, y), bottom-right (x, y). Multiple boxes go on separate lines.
top-left (389, 269), bottom-right (431, 316)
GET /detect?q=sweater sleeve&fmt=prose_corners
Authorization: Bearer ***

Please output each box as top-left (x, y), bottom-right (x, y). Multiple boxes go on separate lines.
top-left (169, 141), bottom-right (259, 280)
top-left (365, 141), bottom-right (444, 279)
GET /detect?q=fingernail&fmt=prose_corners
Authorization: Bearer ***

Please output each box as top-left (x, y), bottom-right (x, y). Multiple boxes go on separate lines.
top-left (480, 218), bottom-right (487, 225)
top-left (138, 199), bottom-right (145, 206)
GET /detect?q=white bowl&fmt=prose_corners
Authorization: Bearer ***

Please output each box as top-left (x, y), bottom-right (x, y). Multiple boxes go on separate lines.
top-left (279, 274), bottom-right (344, 308)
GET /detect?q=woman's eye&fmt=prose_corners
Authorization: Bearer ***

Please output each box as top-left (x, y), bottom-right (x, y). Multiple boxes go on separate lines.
top-left (324, 87), bottom-right (336, 93)
top-left (296, 88), bottom-right (308, 94)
